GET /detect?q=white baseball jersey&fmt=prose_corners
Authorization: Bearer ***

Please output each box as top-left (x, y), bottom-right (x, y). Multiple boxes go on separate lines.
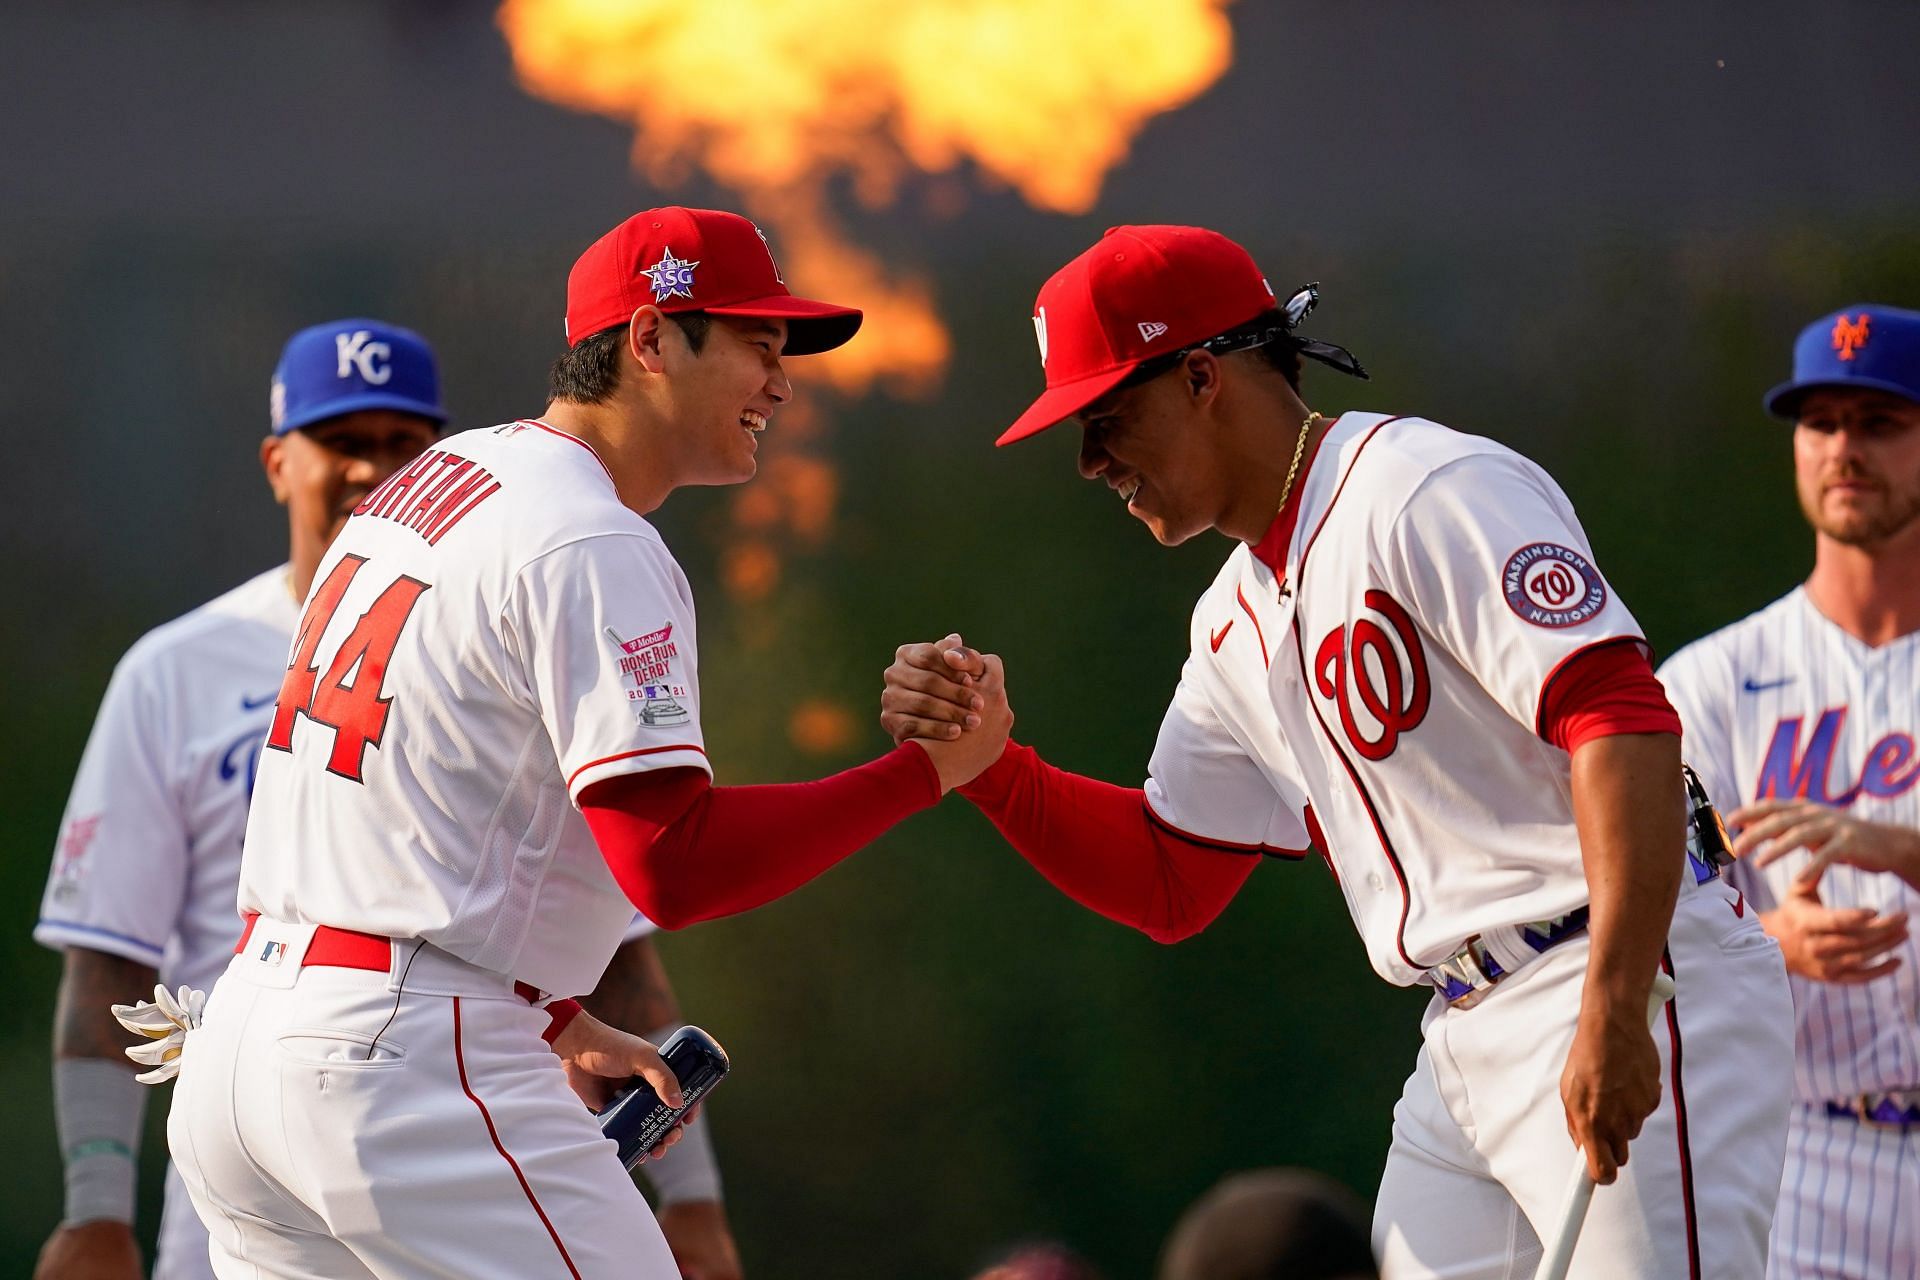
top-left (1147, 412), bottom-right (1650, 985)
top-left (240, 420), bottom-right (693, 999)
top-left (37, 566), bottom-right (300, 996)
top-left (1660, 587), bottom-right (1920, 1101)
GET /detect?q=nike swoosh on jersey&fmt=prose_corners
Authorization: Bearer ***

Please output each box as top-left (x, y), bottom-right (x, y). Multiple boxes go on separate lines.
top-left (1210, 621), bottom-right (1234, 652)
top-left (1741, 676), bottom-right (1794, 694)
top-left (240, 690), bottom-right (279, 711)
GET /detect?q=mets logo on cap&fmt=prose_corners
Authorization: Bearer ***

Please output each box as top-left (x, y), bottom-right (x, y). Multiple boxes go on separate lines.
top-left (1503, 542), bottom-right (1607, 628)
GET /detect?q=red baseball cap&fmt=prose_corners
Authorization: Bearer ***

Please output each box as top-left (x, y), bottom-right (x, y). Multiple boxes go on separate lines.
top-left (999, 225), bottom-right (1281, 446)
top-left (565, 207), bottom-right (863, 356)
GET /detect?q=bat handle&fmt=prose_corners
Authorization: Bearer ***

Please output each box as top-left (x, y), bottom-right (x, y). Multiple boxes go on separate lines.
top-left (1534, 971), bottom-right (1676, 1280)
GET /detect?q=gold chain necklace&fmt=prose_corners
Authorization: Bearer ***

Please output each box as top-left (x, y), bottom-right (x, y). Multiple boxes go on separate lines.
top-left (1272, 411), bottom-right (1322, 603)
top-left (1277, 411), bottom-right (1323, 516)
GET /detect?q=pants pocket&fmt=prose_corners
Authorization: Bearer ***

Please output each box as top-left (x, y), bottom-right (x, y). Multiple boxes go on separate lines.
top-left (275, 1027), bottom-right (407, 1067)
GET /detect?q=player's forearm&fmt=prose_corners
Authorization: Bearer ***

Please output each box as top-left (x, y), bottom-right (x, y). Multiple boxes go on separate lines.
top-left (53, 948), bottom-right (158, 1064)
top-left (582, 743), bottom-right (942, 930)
top-left (959, 741), bottom-right (1258, 943)
top-left (1570, 732), bottom-right (1685, 1008)
top-left (580, 936), bottom-right (682, 1033)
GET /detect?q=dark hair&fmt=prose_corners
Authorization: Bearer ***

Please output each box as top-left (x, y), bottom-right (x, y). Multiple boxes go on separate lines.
top-left (1117, 309), bottom-right (1303, 395)
top-left (547, 312), bottom-right (714, 404)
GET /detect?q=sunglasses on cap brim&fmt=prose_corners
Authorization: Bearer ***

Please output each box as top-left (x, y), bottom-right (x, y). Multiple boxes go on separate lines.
top-left (1118, 283), bottom-right (1371, 390)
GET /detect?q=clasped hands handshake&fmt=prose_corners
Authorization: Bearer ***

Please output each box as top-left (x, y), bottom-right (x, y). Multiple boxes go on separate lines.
top-left (880, 633), bottom-right (1014, 794)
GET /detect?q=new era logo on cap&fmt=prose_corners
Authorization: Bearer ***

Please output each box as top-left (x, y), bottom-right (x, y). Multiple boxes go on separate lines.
top-left (564, 207), bottom-right (863, 357)
top-left (999, 225), bottom-right (1280, 446)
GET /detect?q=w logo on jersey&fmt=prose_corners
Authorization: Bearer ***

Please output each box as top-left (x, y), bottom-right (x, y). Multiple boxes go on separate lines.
top-left (1314, 590), bottom-right (1431, 761)
top-left (1754, 708), bottom-right (1920, 805)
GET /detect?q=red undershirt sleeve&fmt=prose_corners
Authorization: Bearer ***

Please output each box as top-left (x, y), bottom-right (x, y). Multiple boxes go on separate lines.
top-left (1538, 640), bottom-right (1682, 755)
top-left (956, 741), bottom-right (1261, 944)
top-left (579, 742), bottom-right (942, 930)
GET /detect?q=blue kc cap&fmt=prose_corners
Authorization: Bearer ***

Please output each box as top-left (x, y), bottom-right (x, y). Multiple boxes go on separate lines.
top-left (1764, 304), bottom-right (1920, 420)
top-left (269, 318), bottom-right (448, 436)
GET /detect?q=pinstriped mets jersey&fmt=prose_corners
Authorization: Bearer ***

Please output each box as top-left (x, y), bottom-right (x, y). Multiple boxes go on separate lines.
top-left (1660, 587), bottom-right (1920, 1102)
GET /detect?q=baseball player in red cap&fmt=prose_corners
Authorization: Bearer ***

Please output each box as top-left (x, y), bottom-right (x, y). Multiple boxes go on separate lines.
top-left (884, 225), bottom-right (1797, 1277)
top-left (158, 208), bottom-right (1007, 1278)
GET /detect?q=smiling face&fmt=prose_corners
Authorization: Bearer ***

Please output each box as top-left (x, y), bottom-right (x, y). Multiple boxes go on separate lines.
top-left (1793, 388), bottom-right (1920, 549)
top-left (1074, 358), bottom-right (1233, 546)
top-left (262, 409), bottom-right (440, 573)
top-left (662, 314), bottom-right (792, 486)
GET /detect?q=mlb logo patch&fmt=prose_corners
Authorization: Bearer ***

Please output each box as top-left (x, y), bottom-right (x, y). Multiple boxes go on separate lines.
top-left (259, 940), bottom-right (287, 967)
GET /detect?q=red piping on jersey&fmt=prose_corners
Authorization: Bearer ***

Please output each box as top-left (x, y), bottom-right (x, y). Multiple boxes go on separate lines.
top-left (1234, 585), bottom-right (1270, 668)
top-left (1659, 950), bottom-right (1703, 1280)
top-left (452, 997), bottom-right (585, 1280)
top-left (518, 419), bottom-right (617, 485)
top-left (1144, 797), bottom-right (1307, 859)
top-left (1288, 417), bottom-right (1422, 971)
top-left (567, 743), bottom-right (710, 793)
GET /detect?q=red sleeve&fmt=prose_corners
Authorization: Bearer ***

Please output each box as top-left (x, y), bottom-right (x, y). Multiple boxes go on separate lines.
top-left (579, 743), bottom-right (941, 930)
top-left (1538, 640), bottom-right (1683, 755)
top-left (541, 998), bottom-right (583, 1046)
top-left (956, 741), bottom-right (1260, 944)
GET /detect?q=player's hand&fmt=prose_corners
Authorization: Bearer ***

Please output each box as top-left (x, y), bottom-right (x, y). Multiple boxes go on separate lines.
top-left (1559, 995), bottom-right (1663, 1184)
top-left (1730, 798), bottom-right (1920, 891)
top-left (657, 1200), bottom-right (745, 1280)
top-left (33, 1220), bottom-right (143, 1280)
top-left (913, 653), bottom-right (1014, 794)
top-left (551, 1010), bottom-right (699, 1159)
top-left (1758, 878), bottom-right (1908, 984)
top-left (881, 634), bottom-right (989, 744)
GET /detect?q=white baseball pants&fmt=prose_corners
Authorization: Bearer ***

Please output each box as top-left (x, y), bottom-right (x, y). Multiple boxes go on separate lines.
top-left (166, 922), bottom-right (678, 1279)
top-left (1374, 875), bottom-right (1796, 1279)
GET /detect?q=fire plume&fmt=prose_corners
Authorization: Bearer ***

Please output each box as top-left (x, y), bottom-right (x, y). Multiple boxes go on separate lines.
top-left (498, 0), bottom-right (1236, 391)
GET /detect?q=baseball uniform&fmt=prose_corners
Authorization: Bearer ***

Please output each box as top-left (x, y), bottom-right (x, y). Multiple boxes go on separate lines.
top-left (1663, 591), bottom-right (1920, 1279)
top-left (37, 566), bottom-right (299, 1280)
top-left (167, 421), bottom-right (697, 1278)
top-left (34, 318), bottom-right (461, 1279)
top-left (967, 226), bottom-right (1798, 1280)
top-left (1656, 304), bottom-right (1920, 1280)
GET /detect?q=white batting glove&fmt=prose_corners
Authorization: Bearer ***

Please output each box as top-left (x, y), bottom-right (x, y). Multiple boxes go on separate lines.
top-left (110, 983), bottom-right (206, 1084)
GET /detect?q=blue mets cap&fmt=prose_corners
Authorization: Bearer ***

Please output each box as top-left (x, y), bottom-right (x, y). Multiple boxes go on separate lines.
top-left (269, 318), bottom-right (448, 436)
top-left (1764, 304), bottom-right (1920, 420)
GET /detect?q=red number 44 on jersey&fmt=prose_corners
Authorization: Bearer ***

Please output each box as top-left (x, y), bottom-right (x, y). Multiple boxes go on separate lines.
top-left (267, 555), bottom-right (430, 782)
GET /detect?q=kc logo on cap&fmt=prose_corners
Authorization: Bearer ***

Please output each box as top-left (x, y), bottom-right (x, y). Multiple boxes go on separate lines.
top-left (270, 318), bottom-right (447, 437)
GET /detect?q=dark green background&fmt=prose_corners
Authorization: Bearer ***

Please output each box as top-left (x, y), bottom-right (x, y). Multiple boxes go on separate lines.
top-left (5, 2), bottom-right (1920, 1276)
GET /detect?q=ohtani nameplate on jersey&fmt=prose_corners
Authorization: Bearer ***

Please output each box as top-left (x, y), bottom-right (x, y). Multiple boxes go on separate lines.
top-left (605, 623), bottom-right (691, 726)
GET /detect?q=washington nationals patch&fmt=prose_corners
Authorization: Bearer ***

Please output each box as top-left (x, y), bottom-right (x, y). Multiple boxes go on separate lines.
top-left (1502, 542), bottom-right (1607, 628)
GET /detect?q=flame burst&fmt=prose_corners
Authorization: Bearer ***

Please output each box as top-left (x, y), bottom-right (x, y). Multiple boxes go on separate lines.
top-left (498, 0), bottom-right (1236, 392)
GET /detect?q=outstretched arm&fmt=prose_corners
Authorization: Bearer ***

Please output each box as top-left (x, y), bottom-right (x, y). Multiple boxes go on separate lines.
top-left (881, 638), bottom-right (1266, 943)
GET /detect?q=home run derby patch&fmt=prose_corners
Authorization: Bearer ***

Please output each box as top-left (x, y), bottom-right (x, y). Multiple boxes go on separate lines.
top-left (605, 623), bottom-right (691, 726)
top-left (1502, 543), bottom-right (1606, 628)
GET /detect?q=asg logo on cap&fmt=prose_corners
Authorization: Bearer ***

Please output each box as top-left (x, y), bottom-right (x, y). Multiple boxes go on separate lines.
top-left (1832, 313), bottom-right (1871, 362)
top-left (336, 330), bottom-right (393, 385)
top-left (644, 248), bottom-right (700, 303)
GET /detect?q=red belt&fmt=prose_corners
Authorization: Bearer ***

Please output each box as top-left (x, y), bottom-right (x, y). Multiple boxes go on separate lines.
top-left (236, 912), bottom-right (542, 1003)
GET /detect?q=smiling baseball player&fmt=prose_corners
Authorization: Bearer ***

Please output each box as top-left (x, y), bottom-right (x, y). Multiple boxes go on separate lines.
top-left (882, 225), bottom-right (1796, 1278)
top-left (1660, 304), bottom-right (1920, 1279)
top-left (162, 208), bottom-right (1004, 1279)
top-left (32, 320), bottom-right (445, 1280)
